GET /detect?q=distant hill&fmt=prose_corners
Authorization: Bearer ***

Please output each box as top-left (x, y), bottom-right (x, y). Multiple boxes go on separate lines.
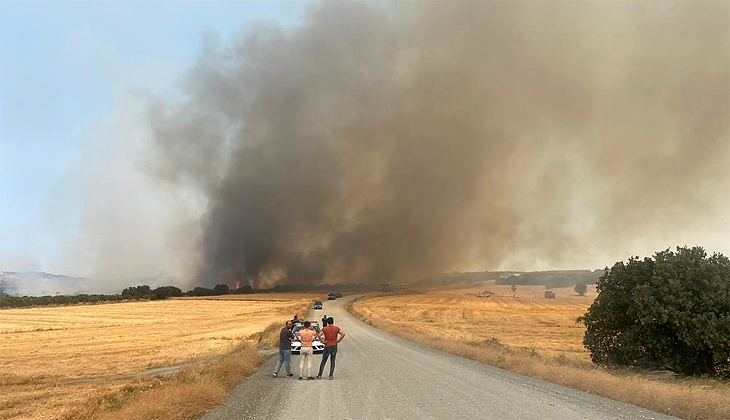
top-left (0, 271), bottom-right (91, 297)
top-left (416, 271), bottom-right (522, 286)
top-left (0, 271), bottom-right (189, 297)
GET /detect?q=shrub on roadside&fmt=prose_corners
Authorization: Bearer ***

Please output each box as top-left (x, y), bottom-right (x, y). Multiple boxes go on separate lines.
top-left (579, 246), bottom-right (730, 377)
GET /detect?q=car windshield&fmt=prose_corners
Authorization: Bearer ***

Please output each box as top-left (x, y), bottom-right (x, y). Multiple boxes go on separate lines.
top-left (315, 301), bottom-right (322, 304)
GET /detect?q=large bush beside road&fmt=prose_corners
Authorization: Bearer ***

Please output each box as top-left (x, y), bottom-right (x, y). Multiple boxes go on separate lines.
top-left (579, 246), bottom-right (730, 377)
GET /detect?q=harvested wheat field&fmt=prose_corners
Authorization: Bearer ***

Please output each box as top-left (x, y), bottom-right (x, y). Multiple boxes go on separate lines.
top-left (0, 293), bottom-right (317, 420)
top-left (354, 284), bottom-right (596, 360)
top-left (351, 285), bottom-right (730, 420)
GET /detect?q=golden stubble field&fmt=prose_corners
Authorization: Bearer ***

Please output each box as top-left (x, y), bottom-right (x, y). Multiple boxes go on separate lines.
top-left (353, 283), bottom-right (597, 360)
top-left (351, 283), bottom-right (730, 420)
top-left (0, 293), bottom-right (319, 420)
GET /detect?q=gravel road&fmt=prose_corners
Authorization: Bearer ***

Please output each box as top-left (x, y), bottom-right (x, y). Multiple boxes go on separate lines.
top-left (198, 295), bottom-right (677, 420)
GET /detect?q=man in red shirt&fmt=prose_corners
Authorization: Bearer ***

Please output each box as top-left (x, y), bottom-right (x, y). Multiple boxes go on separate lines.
top-left (317, 317), bottom-right (346, 380)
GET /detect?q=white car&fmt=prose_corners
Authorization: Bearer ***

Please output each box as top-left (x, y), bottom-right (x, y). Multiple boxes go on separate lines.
top-left (291, 322), bottom-right (325, 354)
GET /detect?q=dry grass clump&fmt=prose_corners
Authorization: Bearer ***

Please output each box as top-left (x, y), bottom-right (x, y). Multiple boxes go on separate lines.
top-left (60, 343), bottom-right (264, 420)
top-left (96, 379), bottom-right (227, 420)
top-left (349, 293), bottom-right (730, 420)
top-left (247, 320), bottom-right (287, 349)
top-left (0, 293), bottom-right (315, 420)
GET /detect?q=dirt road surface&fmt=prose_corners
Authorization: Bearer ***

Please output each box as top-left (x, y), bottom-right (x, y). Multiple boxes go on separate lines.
top-left (198, 295), bottom-right (676, 420)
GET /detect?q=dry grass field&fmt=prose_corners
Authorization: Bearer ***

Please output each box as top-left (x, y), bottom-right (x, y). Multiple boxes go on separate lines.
top-left (354, 284), bottom-right (595, 361)
top-left (350, 284), bottom-right (730, 420)
top-left (0, 293), bottom-right (319, 420)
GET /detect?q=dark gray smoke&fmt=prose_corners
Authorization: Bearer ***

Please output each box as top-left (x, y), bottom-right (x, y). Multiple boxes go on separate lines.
top-left (150, 1), bottom-right (730, 288)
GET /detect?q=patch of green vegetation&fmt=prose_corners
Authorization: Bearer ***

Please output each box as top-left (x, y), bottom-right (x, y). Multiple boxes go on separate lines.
top-left (496, 270), bottom-right (603, 289)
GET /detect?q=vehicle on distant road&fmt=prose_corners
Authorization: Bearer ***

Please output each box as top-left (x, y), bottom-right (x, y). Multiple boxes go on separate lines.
top-left (335, 293), bottom-right (343, 298)
top-left (291, 322), bottom-right (324, 353)
top-left (380, 283), bottom-right (390, 292)
top-left (327, 293), bottom-right (337, 300)
top-left (313, 301), bottom-right (323, 309)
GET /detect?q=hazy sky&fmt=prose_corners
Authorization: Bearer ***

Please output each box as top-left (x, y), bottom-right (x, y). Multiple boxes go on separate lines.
top-left (1, 1), bottom-right (728, 284)
top-left (0, 1), bottom-right (306, 272)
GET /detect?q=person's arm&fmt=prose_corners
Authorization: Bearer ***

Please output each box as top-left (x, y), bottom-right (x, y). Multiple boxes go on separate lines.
top-left (336, 329), bottom-right (346, 343)
top-left (288, 330), bottom-right (295, 339)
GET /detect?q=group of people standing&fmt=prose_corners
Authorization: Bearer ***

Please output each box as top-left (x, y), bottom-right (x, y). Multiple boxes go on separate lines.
top-left (274, 315), bottom-right (346, 380)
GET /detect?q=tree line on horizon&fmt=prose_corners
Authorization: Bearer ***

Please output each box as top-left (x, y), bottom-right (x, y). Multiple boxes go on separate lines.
top-left (496, 269), bottom-right (604, 289)
top-left (0, 281), bottom-right (378, 308)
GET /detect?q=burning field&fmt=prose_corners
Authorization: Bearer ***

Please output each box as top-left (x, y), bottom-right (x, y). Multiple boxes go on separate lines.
top-left (0, 294), bottom-right (316, 420)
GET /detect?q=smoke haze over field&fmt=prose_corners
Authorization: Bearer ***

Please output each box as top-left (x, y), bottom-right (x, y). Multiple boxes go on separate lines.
top-left (145, 1), bottom-right (730, 288)
top-left (14, 1), bottom-right (725, 291)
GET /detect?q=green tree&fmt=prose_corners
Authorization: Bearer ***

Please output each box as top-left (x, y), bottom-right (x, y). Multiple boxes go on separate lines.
top-left (574, 283), bottom-right (587, 296)
top-left (233, 284), bottom-right (253, 294)
top-left (213, 284), bottom-right (230, 295)
top-left (189, 287), bottom-right (214, 296)
top-left (579, 247), bottom-right (730, 377)
top-left (121, 285), bottom-right (151, 298)
top-left (152, 286), bottom-right (183, 299)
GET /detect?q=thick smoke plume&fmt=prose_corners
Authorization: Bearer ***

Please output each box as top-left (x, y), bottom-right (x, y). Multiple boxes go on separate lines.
top-left (151, 1), bottom-right (729, 288)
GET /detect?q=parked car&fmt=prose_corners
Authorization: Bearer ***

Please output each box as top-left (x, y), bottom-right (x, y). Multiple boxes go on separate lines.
top-left (291, 322), bottom-right (324, 353)
top-left (313, 300), bottom-right (323, 309)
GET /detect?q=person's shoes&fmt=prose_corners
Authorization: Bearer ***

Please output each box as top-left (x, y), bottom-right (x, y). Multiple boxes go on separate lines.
top-left (286, 373), bottom-right (293, 377)
top-left (307, 376), bottom-right (315, 380)
top-left (273, 372), bottom-right (278, 377)
top-left (315, 376), bottom-right (321, 380)
top-left (328, 375), bottom-right (333, 380)
top-left (298, 376), bottom-right (303, 380)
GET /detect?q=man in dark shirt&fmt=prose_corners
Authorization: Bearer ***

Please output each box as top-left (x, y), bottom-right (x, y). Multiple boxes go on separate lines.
top-left (317, 317), bottom-right (346, 380)
top-left (273, 320), bottom-right (294, 377)
top-left (321, 314), bottom-right (328, 327)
